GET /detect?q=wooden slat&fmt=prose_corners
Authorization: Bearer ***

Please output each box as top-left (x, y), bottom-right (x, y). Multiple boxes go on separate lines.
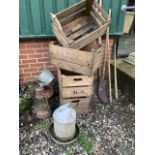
top-left (60, 8), bottom-right (86, 26)
top-left (91, 6), bottom-right (105, 24)
top-left (93, 1), bottom-right (109, 20)
top-left (61, 86), bottom-right (93, 98)
top-left (58, 68), bottom-right (62, 98)
top-left (68, 24), bottom-right (96, 40)
top-left (82, 39), bottom-right (100, 51)
top-left (56, 0), bottom-right (86, 20)
top-left (61, 75), bottom-right (93, 87)
top-left (90, 13), bottom-right (101, 27)
top-left (70, 22), bottom-right (110, 49)
top-left (50, 58), bottom-right (92, 75)
top-left (60, 97), bottom-right (91, 113)
top-left (49, 43), bottom-right (93, 66)
top-left (52, 23), bottom-right (72, 47)
top-left (92, 47), bottom-right (104, 73)
top-left (63, 16), bottom-right (91, 36)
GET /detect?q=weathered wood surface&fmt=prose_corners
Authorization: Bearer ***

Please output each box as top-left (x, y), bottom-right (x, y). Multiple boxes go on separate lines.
top-left (60, 97), bottom-right (91, 113)
top-left (61, 86), bottom-right (93, 98)
top-left (60, 8), bottom-right (86, 25)
top-left (49, 43), bottom-right (93, 66)
top-left (93, 1), bottom-right (109, 20)
top-left (51, 58), bottom-right (92, 75)
top-left (68, 24), bottom-right (96, 40)
top-left (56, 0), bottom-right (86, 20)
top-left (63, 16), bottom-right (93, 36)
top-left (49, 41), bottom-right (104, 75)
top-left (52, 24), bottom-right (71, 47)
top-left (61, 75), bottom-right (93, 87)
top-left (70, 22), bottom-right (110, 49)
top-left (110, 59), bottom-right (135, 79)
top-left (51, 0), bottom-right (110, 49)
top-left (91, 6), bottom-right (104, 24)
top-left (86, 0), bottom-right (94, 14)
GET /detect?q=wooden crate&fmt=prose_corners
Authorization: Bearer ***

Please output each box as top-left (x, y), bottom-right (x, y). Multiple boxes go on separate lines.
top-left (51, 0), bottom-right (110, 49)
top-left (58, 69), bottom-right (93, 99)
top-left (49, 40), bottom-right (104, 75)
top-left (60, 97), bottom-right (91, 114)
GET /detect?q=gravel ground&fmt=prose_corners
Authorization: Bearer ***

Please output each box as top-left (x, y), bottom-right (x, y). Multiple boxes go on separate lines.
top-left (19, 89), bottom-right (134, 155)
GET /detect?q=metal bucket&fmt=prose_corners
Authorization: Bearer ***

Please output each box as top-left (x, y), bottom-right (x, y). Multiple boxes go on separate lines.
top-left (53, 105), bottom-right (76, 140)
top-left (37, 68), bottom-right (54, 87)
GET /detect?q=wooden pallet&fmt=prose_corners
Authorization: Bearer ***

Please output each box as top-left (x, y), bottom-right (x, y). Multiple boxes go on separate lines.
top-left (49, 40), bottom-right (104, 75)
top-left (51, 0), bottom-right (110, 49)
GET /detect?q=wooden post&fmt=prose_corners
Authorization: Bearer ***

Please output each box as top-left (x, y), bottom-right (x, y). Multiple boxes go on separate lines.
top-left (114, 41), bottom-right (118, 99)
top-left (107, 9), bottom-right (112, 104)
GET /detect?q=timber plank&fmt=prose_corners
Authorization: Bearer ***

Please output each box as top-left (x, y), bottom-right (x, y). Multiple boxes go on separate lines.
top-left (56, 0), bottom-right (86, 20)
top-left (63, 16), bottom-right (92, 36)
top-left (50, 58), bottom-right (92, 75)
top-left (49, 43), bottom-right (93, 66)
top-left (61, 86), bottom-right (93, 98)
top-left (68, 24), bottom-right (96, 40)
top-left (60, 97), bottom-right (91, 113)
top-left (70, 22), bottom-right (110, 49)
top-left (91, 6), bottom-right (105, 24)
top-left (61, 75), bottom-right (93, 87)
top-left (93, 1), bottom-right (109, 19)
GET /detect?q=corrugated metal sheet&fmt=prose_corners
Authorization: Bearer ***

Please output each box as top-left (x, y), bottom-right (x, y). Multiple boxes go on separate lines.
top-left (19, 0), bottom-right (127, 38)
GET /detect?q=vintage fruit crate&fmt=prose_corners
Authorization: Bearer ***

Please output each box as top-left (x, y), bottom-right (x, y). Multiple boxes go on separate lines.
top-left (49, 40), bottom-right (104, 75)
top-left (60, 97), bottom-right (91, 114)
top-left (51, 0), bottom-right (110, 49)
top-left (58, 69), bottom-right (93, 99)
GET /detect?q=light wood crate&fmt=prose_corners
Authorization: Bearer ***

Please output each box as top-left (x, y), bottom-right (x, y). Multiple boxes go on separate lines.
top-left (51, 0), bottom-right (110, 49)
top-left (60, 97), bottom-right (91, 114)
top-left (58, 69), bottom-right (93, 99)
top-left (49, 40), bottom-right (104, 75)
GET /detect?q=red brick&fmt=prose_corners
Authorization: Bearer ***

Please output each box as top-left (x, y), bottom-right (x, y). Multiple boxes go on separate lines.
top-left (21, 73), bottom-right (31, 77)
top-left (32, 72), bottom-right (41, 76)
top-left (19, 55), bottom-right (28, 59)
top-left (44, 53), bottom-right (49, 58)
top-left (36, 49), bottom-right (48, 53)
top-left (29, 53), bottom-right (43, 59)
top-left (19, 69), bottom-right (23, 74)
top-left (22, 59), bottom-right (37, 64)
top-left (19, 44), bottom-right (26, 49)
top-left (19, 64), bottom-right (29, 69)
top-left (38, 67), bottom-right (45, 71)
top-left (25, 76), bottom-right (35, 81)
top-left (37, 58), bottom-right (49, 62)
top-left (30, 63), bottom-right (44, 68)
top-left (20, 40), bottom-right (35, 44)
top-left (20, 49), bottom-right (35, 54)
top-left (41, 43), bottom-right (49, 48)
top-left (27, 44), bottom-right (41, 49)
top-left (24, 68), bottom-right (37, 73)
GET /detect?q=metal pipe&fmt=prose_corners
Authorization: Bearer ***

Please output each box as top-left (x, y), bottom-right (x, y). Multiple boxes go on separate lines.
top-left (121, 5), bottom-right (135, 11)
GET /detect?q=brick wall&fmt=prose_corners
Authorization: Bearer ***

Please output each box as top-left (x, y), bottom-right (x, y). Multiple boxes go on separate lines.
top-left (19, 37), bottom-right (114, 84)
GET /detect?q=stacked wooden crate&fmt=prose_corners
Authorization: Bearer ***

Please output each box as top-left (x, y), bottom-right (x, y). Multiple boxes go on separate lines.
top-left (58, 69), bottom-right (93, 113)
top-left (49, 0), bottom-right (111, 113)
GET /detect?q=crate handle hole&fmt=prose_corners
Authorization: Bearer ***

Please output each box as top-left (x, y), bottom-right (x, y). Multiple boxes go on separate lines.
top-left (73, 78), bottom-right (82, 81)
top-left (72, 100), bottom-right (80, 103)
